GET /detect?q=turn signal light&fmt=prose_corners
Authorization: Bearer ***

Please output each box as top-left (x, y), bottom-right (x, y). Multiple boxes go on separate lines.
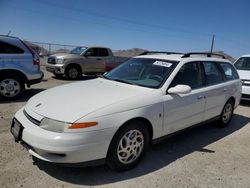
top-left (68, 122), bottom-right (98, 129)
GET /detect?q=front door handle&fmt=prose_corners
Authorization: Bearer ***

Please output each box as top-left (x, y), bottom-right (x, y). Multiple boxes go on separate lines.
top-left (97, 58), bottom-right (101, 60)
top-left (197, 95), bottom-right (203, 100)
top-left (223, 88), bottom-right (228, 92)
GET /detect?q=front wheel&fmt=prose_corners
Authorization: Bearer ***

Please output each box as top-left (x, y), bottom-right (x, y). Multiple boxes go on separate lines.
top-left (107, 121), bottom-right (150, 171)
top-left (65, 66), bottom-right (81, 80)
top-left (218, 99), bottom-right (234, 128)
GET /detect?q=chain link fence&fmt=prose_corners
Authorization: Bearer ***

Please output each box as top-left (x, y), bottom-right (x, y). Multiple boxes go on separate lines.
top-left (26, 41), bottom-right (143, 57)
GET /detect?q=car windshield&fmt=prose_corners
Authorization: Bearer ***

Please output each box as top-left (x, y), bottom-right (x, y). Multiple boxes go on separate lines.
top-left (105, 58), bottom-right (177, 88)
top-left (234, 57), bottom-right (250, 71)
top-left (70, 47), bottom-right (87, 55)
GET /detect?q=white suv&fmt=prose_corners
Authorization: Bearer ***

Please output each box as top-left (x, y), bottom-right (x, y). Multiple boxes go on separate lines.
top-left (11, 52), bottom-right (241, 171)
top-left (234, 55), bottom-right (250, 100)
top-left (0, 35), bottom-right (44, 99)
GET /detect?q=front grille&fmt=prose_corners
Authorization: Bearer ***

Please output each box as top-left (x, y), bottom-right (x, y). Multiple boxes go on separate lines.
top-left (47, 57), bottom-right (56, 64)
top-left (242, 79), bottom-right (250, 86)
top-left (242, 94), bottom-right (250, 99)
top-left (23, 110), bottom-right (40, 125)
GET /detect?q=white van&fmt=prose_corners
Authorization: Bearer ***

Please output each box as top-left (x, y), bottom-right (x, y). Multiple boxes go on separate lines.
top-left (234, 55), bottom-right (250, 100)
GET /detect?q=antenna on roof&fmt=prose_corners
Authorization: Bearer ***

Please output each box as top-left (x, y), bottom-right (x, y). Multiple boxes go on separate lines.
top-left (7, 30), bottom-right (11, 36)
top-left (210, 34), bottom-right (215, 53)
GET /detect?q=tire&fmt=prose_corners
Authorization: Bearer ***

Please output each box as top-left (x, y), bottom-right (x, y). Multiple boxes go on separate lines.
top-left (107, 120), bottom-right (150, 171)
top-left (217, 99), bottom-right (234, 128)
top-left (65, 65), bottom-right (81, 80)
top-left (0, 76), bottom-right (24, 99)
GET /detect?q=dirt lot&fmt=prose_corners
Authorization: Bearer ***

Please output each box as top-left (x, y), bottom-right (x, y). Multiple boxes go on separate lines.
top-left (0, 66), bottom-right (250, 188)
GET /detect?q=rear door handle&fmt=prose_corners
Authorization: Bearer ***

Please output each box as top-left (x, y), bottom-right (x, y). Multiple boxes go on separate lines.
top-left (97, 58), bottom-right (101, 60)
top-left (223, 88), bottom-right (228, 92)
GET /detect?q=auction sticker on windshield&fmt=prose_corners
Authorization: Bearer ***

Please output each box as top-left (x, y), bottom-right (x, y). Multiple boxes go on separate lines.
top-left (153, 61), bottom-right (172, 67)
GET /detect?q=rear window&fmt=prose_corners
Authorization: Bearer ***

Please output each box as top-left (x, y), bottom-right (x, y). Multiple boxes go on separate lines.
top-left (0, 41), bottom-right (24, 54)
top-left (218, 62), bottom-right (239, 80)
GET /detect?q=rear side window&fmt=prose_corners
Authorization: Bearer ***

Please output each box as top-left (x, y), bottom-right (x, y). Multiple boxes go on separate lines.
top-left (99, 48), bottom-right (109, 57)
top-left (218, 62), bottom-right (239, 80)
top-left (0, 41), bottom-right (24, 54)
top-left (203, 62), bottom-right (223, 85)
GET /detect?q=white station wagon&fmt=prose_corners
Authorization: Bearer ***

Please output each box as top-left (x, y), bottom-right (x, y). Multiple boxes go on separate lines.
top-left (11, 52), bottom-right (242, 171)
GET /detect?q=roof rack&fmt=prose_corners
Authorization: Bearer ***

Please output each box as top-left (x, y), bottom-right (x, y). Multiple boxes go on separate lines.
top-left (0, 34), bottom-right (17, 38)
top-left (139, 51), bottom-right (184, 56)
top-left (181, 52), bottom-right (226, 59)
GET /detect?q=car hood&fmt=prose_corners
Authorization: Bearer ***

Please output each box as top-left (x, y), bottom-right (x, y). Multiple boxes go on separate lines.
top-left (50, 53), bottom-right (80, 59)
top-left (237, 70), bottom-right (250, 80)
top-left (26, 78), bottom-right (154, 122)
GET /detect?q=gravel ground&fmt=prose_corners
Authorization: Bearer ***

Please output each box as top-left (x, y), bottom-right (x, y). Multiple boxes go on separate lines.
top-left (0, 66), bottom-right (250, 188)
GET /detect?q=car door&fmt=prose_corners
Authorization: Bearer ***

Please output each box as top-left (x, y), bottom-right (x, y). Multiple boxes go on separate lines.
top-left (163, 61), bottom-right (206, 135)
top-left (202, 61), bottom-right (233, 121)
top-left (83, 48), bottom-right (105, 73)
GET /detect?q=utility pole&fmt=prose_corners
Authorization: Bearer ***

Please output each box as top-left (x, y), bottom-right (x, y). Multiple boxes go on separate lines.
top-left (210, 34), bottom-right (215, 53)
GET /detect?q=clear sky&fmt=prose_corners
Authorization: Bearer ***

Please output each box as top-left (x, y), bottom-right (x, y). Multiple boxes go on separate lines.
top-left (0, 0), bottom-right (249, 57)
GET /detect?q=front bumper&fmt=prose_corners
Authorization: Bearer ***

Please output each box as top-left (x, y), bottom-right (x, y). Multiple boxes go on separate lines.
top-left (46, 64), bottom-right (65, 74)
top-left (12, 108), bottom-right (116, 164)
top-left (241, 85), bottom-right (250, 101)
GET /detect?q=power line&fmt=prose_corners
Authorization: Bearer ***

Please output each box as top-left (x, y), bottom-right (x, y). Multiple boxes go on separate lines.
top-left (8, 4), bottom-right (211, 43)
top-left (32, 0), bottom-right (212, 37)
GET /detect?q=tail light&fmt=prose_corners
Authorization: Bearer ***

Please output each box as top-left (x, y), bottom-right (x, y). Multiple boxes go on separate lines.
top-left (31, 50), bottom-right (40, 65)
top-left (21, 40), bottom-right (40, 65)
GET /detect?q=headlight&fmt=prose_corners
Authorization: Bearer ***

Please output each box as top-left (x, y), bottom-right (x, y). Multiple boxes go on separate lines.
top-left (40, 118), bottom-right (68, 133)
top-left (55, 58), bottom-right (64, 64)
top-left (40, 118), bottom-right (98, 133)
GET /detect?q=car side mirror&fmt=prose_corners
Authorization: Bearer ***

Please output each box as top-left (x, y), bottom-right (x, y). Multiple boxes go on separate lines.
top-left (84, 51), bottom-right (92, 57)
top-left (168, 84), bottom-right (191, 94)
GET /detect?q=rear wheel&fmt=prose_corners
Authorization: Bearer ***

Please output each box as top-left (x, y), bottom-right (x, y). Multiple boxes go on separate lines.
top-left (0, 76), bottom-right (24, 99)
top-left (107, 120), bottom-right (150, 171)
top-left (65, 65), bottom-right (81, 80)
top-left (218, 99), bottom-right (234, 128)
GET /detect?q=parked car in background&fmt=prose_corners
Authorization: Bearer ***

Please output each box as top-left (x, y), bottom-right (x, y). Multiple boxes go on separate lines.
top-left (46, 46), bottom-right (126, 79)
top-left (11, 52), bottom-right (241, 171)
top-left (0, 35), bottom-right (44, 99)
top-left (234, 55), bottom-right (250, 101)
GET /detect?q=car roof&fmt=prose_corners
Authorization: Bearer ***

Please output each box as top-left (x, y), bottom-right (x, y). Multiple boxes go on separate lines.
top-left (240, 54), bottom-right (250, 57)
top-left (135, 54), bottom-right (183, 62)
top-left (0, 35), bottom-right (20, 41)
top-left (135, 53), bottom-right (231, 63)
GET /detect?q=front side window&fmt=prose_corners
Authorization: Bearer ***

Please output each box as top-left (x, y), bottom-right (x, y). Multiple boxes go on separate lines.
top-left (0, 41), bottom-right (24, 54)
top-left (218, 62), bottom-right (239, 80)
top-left (170, 62), bottom-right (203, 89)
top-left (203, 62), bottom-right (223, 85)
top-left (105, 58), bottom-right (177, 88)
top-left (234, 57), bottom-right (250, 71)
top-left (85, 48), bottom-right (99, 56)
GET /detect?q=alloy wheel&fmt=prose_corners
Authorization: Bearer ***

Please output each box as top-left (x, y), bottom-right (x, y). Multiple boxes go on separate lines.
top-left (117, 129), bottom-right (144, 164)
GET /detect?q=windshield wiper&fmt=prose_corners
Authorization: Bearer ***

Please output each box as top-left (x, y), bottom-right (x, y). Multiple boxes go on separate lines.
top-left (113, 79), bottom-right (132, 84)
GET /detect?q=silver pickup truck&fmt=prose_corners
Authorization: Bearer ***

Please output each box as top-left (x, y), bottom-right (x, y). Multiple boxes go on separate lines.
top-left (46, 46), bottom-right (126, 79)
